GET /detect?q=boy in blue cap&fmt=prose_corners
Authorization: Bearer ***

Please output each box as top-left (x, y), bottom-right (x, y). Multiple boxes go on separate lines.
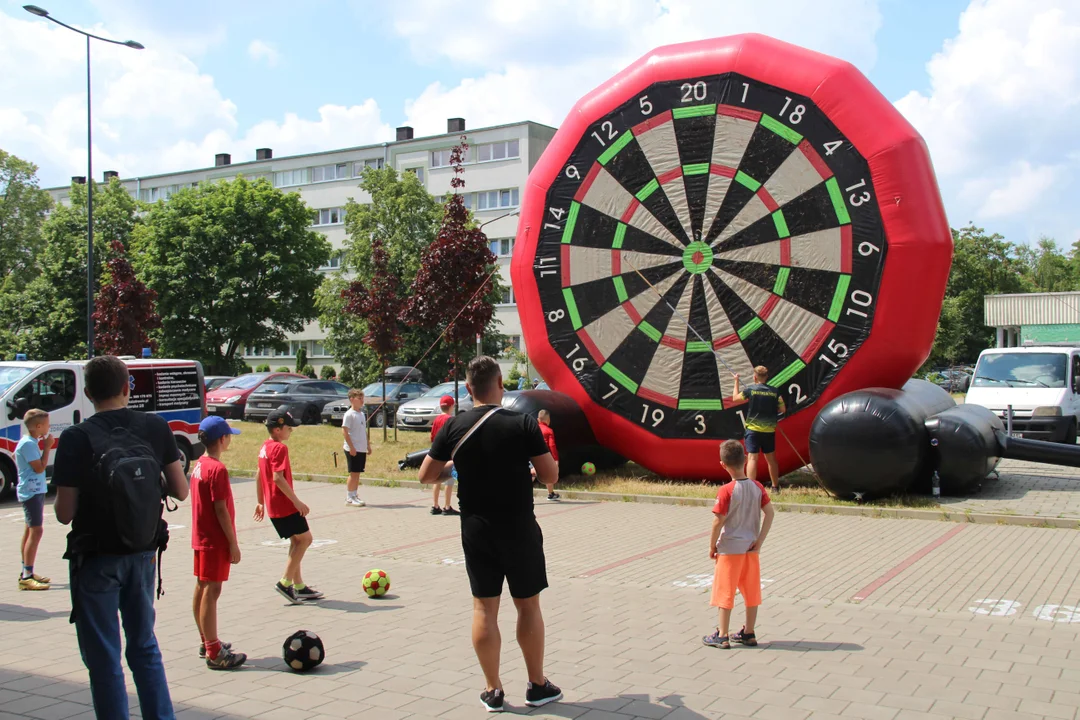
top-left (191, 416), bottom-right (246, 670)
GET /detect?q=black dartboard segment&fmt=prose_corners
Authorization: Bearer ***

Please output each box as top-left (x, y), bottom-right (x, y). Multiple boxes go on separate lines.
top-left (531, 73), bottom-right (887, 440)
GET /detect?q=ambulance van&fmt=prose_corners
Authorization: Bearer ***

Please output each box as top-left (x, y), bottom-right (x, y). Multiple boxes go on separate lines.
top-left (0, 358), bottom-right (206, 498)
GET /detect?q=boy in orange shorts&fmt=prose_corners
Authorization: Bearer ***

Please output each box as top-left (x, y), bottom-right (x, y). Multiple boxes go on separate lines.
top-left (703, 439), bottom-right (775, 649)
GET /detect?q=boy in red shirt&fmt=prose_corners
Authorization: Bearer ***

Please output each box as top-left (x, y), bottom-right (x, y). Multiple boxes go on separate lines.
top-left (428, 395), bottom-right (458, 515)
top-left (535, 409), bottom-right (560, 500)
top-left (254, 407), bottom-right (322, 604)
top-left (703, 440), bottom-right (775, 649)
top-left (191, 416), bottom-right (246, 669)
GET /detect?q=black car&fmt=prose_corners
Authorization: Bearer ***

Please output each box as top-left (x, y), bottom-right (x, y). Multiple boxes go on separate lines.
top-left (360, 380), bottom-right (430, 428)
top-left (244, 379), bottom-right (350, 424)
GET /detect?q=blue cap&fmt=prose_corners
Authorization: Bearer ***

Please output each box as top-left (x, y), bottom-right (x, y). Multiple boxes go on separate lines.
top-left (199, 415), bottom-right (241, 441)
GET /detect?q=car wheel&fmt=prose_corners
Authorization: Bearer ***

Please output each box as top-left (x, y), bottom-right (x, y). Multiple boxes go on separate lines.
top-left (1064, 419), bottom-right (1077, 446)
top-left (373, 411), bottom-right (386, 428)
top-left (177, 439), bottom-right (193, 475)
top-left (302, 405), bottom-right (320, 425)
top-left (0, 459), bottom-right (14, 500)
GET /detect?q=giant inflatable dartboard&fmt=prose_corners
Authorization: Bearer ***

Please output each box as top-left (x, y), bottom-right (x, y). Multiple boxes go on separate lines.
top-left (512, 35), bottom-right (952, 479)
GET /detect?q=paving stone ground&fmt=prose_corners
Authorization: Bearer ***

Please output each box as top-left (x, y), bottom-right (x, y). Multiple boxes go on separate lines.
top-left (2, 477), bottom-right (1079, 719)
top-left (944, 460), bottom-right (1080, 520)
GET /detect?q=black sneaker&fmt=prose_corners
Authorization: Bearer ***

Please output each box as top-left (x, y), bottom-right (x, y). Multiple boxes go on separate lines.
top-left (275, 581), bottom-right (304, 605)
top-left (525, 679), bottom-right (563, 707)
top-left (442, 506), bottom-right (460, 516)
top-left (295, 585), bottom-right (324, 601)
top-left (206, 648), bottom-right (247, 670)
top-left (198, 641), bottom-right (231, 659)
top-left (431, 506), bottom-right (443, 515)
top-left (480, 688), bottom-right (505, 712)
top-left (547, 492), bottom-right (560, 501)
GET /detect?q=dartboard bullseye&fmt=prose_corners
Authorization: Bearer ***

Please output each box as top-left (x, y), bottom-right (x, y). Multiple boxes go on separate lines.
top-left (512, 35), bottom-right (953, 480)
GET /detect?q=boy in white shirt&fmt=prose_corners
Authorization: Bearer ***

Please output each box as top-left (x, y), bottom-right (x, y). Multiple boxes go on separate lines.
top-left (342, 389), bottom-right (371, 507)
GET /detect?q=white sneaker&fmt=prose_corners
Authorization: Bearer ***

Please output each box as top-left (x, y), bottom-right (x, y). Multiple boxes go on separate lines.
top-left (346, 497), bottom-right (366, 507)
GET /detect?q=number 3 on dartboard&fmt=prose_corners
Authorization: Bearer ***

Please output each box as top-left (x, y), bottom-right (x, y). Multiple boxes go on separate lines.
top-left (640, 405), bottom-right (664, 427)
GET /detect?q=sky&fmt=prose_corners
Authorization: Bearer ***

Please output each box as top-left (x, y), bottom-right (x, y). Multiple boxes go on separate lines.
top-left (1, 0), bottom-right (1078, 248)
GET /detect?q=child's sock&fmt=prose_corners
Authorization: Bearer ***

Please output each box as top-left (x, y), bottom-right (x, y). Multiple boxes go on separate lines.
top-left (279, 577), bottom-right (293, 587)
top-left (21, 565), bottom-right (33, 580)
top-left (205, 639), bottom-right (222, 660)
top-left (294, 582), bottom-right (306, 591)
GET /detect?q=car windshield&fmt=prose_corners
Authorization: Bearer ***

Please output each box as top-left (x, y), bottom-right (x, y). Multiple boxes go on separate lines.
top-left (363, 382), bottom-right (398, 396)
top-left (424, 383), bottom-right (469, 399)
top-left (973, 353), bottom-right (1067, 388)
top-left (257, 382), bottom-right (292, 394)
top-left (218, 374), bottom-right (267, 390)
top-left (0, 366), bottom-right (32, 396)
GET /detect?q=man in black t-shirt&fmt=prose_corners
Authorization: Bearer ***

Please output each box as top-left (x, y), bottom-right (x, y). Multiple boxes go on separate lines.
top-left (53, 356), bottom-right (189, 720)
top-left (420, 356), bottom-right (563, 712)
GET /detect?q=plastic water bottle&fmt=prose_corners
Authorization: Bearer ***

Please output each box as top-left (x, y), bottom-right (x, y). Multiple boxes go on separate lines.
top-left (932, 471), bottom-right (941, 497)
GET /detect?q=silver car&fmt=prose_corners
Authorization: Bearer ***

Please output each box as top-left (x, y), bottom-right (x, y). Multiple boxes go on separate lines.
top-left (396, 382), bottom-right (474, 431)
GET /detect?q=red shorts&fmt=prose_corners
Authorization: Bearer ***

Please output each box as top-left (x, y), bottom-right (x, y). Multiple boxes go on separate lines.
top-left (710, 553), bottom-right (761, 609)
top-left (193, 548), bottom-right (231, 583)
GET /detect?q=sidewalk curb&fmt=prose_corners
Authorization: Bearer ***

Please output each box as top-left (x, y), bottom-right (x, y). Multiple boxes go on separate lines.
top-left (235, 471), bottom-right (1080, 529)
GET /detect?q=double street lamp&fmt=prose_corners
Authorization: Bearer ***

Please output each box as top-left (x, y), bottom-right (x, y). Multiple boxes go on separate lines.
top-left (23, 5), bottom-right (143, 359)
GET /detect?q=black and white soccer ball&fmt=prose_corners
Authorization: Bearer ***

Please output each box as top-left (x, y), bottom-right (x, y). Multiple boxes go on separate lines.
top-left (282, 630), bottom-right (324, 672)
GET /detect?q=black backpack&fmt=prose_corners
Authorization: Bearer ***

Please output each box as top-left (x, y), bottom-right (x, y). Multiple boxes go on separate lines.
top-left (84, 412), bottom-right (168, 553)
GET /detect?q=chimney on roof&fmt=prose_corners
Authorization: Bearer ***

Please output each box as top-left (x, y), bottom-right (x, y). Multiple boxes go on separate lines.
top-left (256, 148), bottom-right (273, 161)
top-left (396, 126), bottom-right (414, 141)
top-left (447, 118), bottom-right (465, 133)
top-left (215, 153), bottom-right (231, 167)
top-left (103, 170), bottom-right (119, 181)
top-left (72, 176), bottom-right (86, 185)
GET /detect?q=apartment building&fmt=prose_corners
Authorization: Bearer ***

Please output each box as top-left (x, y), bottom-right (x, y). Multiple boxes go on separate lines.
top-left (47, 118), bottom-right (557, 375)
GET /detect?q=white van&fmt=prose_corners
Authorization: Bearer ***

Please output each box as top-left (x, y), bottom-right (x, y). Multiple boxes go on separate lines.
top-left (0, 358), bottom-right (206, 497)
top-left (966, 345), bottom-right (1080, 444)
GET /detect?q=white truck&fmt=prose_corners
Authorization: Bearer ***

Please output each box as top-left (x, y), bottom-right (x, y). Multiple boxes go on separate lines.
top-left (0, 358), bottom-right (206, 497)
top-left (965, 345), bottom-right (1080, 444)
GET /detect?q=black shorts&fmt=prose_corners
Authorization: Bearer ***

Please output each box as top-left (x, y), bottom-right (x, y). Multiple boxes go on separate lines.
top-left (270, 512), bottom-right (310, 539)
top-left (346, 451), bottom-right (367, 473)
top-left (744, 430), bottom-right (775, 454)
top-left (461, 515), bottom-right (548, 599)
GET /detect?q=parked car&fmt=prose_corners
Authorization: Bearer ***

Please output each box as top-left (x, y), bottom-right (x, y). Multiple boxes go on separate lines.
top-left (206, 371), bottom-right (306, 419)
top-left (396, 382), bottom-right (474, 431)
top-left (204, 375), bottom-right (233, 392)
top-left (361, 380), bottom-right (430, 428)
top-left (244, 379), bottom-right (350, 424)
top-left (924, 368), bottom-right (972, 393)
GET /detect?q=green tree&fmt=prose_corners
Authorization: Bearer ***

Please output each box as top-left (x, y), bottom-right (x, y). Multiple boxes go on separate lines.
top-left (134, 177), bottom-right (330, 374)
top-left (1018, 237), bottom-right (1075, 292)
top-left (0, 178), bottom-right (135, 360)
top-left (0, 150), bottom-right (52, 289)
top-left (295, 345), bottom-right (308, 373)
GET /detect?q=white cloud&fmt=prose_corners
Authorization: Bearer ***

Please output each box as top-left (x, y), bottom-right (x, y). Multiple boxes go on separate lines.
top-left (895, 0), bottom-right (1080, 238)
top-left (247, 39), bottom-right (280, 67)
top-left (397, 0), bottom-right (883, 138)
top-left (0, 10), bottom-right (390, 186)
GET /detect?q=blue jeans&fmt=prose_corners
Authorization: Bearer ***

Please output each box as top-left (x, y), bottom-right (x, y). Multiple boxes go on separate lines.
top-left (69, 552), bottom-right (174, 719)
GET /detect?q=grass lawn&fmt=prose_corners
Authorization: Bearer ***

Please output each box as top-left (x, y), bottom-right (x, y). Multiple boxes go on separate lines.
top-left (219, 420), bottom-right (939, 510)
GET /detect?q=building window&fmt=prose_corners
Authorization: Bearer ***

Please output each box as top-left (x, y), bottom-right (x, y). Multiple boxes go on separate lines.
top-left (313, 207), bottom-right (345, 226)
top-left (354, 158), bottom-right (384, 176)
top-left (404, 167), bottom-right (425, 183)
top-left (498, 287), bottom-right (515, 305)
top-left (477, 188), bottom-right (519, 211)
top-left (274, 169), bottom-right (308, 187)
top-left (138, 185), bottom-right (180, 202)
top-left (311, 163), bottom-right (349, 183)
top-left (319, 253), bottom-right (343, 271)
top-left (431, 149), bottom-right (453, 168)
top-left (476, 140), bottom-right (520, 163)
top-left (509, 335), bottom-right (521, 352)
top-left (489, 238), bottom-right (514, 257)
top-left (311, 341), bottom-right (327, 357)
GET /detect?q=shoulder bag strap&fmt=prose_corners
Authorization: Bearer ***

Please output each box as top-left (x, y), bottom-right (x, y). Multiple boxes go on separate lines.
top-left (450, 406), bottom-right (501, 461)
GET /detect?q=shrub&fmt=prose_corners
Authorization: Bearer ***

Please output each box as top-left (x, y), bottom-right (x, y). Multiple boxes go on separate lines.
top-left (301, 364), bottom-right (316, 378)
top-left (255, 364), bottom-right (271, 372)
top-left (320, 365), bottom-right (337, 379)
top-left (275, 366), bottom-right (290, 372)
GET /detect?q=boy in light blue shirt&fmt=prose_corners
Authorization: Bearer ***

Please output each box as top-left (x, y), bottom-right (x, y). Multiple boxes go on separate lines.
top-left (16, 408), bottom-right (53, 590)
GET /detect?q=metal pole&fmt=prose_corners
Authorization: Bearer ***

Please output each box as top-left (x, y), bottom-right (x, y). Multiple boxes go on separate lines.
top-left (1006, 404), bottom-right (1014, 436)
top-left (85, 34), bottom-right (94, 359)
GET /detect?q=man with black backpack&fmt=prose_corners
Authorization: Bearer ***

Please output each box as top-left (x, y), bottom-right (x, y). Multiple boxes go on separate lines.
top-left (53, 356), bottom-right (190, 720)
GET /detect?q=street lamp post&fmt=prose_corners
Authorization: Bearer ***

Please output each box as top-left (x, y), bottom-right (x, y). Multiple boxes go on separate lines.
top-left (23, 5), bottom-right (143, 359)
